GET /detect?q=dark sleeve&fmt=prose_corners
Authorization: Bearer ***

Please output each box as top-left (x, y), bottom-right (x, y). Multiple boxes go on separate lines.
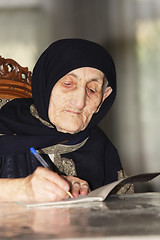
top-left (0, 152), bottom-right (41, 178)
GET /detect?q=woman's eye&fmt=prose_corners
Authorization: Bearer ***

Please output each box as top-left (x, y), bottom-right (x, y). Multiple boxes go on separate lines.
top-left (63, 82), bottom-right (72, 86)
top-left (88, 87), bottom-right (96, 94)
top-left (89, 88), bottom-right (95, 93)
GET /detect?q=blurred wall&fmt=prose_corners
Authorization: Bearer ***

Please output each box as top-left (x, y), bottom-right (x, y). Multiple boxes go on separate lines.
top-left (0, 0), bottom-right (160, 191)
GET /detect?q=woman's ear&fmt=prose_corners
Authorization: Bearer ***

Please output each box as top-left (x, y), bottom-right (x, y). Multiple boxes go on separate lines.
top-left (102, 86), bottom-right (113, 102)
top-left (95, 86), bottom-right (113, 113)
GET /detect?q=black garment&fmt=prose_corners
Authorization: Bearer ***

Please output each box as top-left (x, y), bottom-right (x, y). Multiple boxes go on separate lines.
top-left (0, 127), bottom-right (121, 190)
top-left (0, 39), bottom-right (122, 188)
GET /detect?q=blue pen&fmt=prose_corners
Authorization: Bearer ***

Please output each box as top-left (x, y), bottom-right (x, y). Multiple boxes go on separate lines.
top-left (30, 147), bottom-right (73, 198)
top-left (30, 147), bottom-right (49, 168)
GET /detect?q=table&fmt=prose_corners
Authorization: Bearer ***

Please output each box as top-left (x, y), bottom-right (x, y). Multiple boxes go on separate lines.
top-left (0, 192), bottom-right (160, 239)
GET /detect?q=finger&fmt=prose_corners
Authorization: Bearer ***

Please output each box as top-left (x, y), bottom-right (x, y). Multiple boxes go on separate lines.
top-left (71, 181), bottom-right (81, 197)
top-left (30, 167), bottom-right (70, 202)
top-left (80, 184), bottom-right (90, 196)
top-left (31, 181), bottom-right (69, 202)
top-left (42, 178), bottom-right (70, 201)
top-left (36, 167), bottom-right (70, 192)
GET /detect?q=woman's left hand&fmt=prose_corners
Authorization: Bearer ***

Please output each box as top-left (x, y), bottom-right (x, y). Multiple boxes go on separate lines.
top-left (62, 176), bottom-right (90, 197)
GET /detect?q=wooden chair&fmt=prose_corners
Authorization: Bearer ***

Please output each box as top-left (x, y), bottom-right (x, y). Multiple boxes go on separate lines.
top-left (0, 55), bottom-right (32, 108)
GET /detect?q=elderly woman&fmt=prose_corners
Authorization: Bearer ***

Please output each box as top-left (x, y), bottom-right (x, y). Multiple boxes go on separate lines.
top-left (0, 39), bottom-right (125, 202)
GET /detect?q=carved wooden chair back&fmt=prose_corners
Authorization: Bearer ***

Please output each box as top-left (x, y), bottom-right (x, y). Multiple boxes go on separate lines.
top-left (0, 56), bottom-right (32, 108)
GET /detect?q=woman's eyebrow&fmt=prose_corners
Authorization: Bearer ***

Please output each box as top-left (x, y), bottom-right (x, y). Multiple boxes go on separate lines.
top-left (88, 78), bottom-right (103, 84)
top-left (67, 73), bottom-right (78, 78)
top-left (68, 73), bottom-right (103, 84)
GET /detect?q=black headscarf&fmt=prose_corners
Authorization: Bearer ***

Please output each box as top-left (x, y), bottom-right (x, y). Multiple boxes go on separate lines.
top-left (0, 39), bottom-right (116, 155)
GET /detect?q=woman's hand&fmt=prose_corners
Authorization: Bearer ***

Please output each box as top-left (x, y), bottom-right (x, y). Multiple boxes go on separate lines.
top-left (62, 175), bottom-right (90, 197)
top-left (22, 167), bottom-right (70, 202)
top-left (0, 168), bottom-right (89, 202)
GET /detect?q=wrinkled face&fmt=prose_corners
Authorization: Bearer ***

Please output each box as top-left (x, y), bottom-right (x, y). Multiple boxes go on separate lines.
top-left (48, 67), bottom-right (112, 134)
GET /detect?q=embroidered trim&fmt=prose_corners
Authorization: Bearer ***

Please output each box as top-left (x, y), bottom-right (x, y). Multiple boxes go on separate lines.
top-left (115, 170), bottom-right (134, 194)
top-left (56, 157), bottom-right (77, 176)
top-left (38, 138), bottom-right (88, 177)
top-left (30, 104), bottom-right (54, 128)
top-left (37, 138), bottom-right (88, 154)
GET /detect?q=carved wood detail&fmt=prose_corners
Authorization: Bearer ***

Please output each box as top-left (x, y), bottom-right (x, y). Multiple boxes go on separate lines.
top-left (0, 56), bottom-right (32, 84)
top-left (0, 56), bottom-right (32, 99)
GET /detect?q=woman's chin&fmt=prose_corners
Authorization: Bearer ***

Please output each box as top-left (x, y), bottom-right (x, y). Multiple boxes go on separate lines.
top-left (55, 124), bottom-right (83, 134)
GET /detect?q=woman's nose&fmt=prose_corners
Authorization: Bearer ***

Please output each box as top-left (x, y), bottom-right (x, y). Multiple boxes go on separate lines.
top-left (70, 87), bottom-right (86, 110)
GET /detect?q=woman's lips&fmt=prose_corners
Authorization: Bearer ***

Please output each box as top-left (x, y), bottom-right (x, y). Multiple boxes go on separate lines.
top-left (65, 110), bottom-right (81, 114)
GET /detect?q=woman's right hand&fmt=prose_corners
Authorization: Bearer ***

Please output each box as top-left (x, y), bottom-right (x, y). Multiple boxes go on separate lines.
top-left (22, 167), bottom-right (70, 202)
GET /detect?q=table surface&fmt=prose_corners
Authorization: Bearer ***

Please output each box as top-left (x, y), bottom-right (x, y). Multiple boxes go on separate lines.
top-left (0, 192), bottom-right (160, 240)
